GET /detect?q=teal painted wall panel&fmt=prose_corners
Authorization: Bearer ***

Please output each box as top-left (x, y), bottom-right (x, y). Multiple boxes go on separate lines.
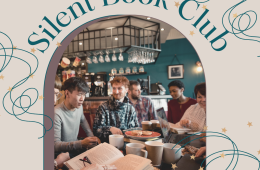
top-left (88, 38), bottom-right (205, 98)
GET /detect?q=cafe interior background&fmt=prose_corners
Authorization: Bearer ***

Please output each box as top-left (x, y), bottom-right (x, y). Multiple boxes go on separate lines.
top-left (56, 15), bottom-right (205, 136)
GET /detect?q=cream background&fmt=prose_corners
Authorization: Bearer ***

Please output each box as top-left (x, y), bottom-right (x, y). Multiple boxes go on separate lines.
top-left (0, 0), bottom-right (260, 169)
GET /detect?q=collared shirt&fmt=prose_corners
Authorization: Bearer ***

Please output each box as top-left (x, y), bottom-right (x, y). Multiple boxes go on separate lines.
top-left (129, 96), bottom-right (158, 127)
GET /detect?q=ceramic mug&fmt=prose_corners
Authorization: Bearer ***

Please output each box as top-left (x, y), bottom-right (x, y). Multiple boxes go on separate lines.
top-left (109, 135), bottom-right (124, 150)
top-left (162, 143), bottom-right (182, 164)
top-left (126, 143), bottom-right (148, 158)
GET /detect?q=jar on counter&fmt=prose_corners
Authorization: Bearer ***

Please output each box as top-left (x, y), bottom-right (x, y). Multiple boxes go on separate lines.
top-left (111, 68), bottom-right (117, 74)
top-left (125, 67), bottom-right (131, 74)
top-left (119, 68), bottom-right (124, 74)
top-left (71, 70), bottom-right (75, 77)
top-left (132, 67), bottom-right (137, 73)
top-left (139, 66), bottom-right (144, 73)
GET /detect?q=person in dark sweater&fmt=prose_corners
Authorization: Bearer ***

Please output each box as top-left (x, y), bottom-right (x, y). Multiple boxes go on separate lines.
top-left (93, 76), bottom-right (139, 143)
top-left (167, 80), bottom-right (197, 124)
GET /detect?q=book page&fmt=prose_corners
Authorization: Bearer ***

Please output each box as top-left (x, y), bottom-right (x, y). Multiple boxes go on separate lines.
top-left (111, 154), bottom-right (151, 170)
top-left (65, 143), bottom-right (124, 170)
top-left (143, 164), bottom-right (155, 170)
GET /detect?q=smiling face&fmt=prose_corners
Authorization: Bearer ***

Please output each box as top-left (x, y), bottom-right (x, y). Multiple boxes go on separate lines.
top-left (196, 91), bottom-right (206, 110)
top-left (169, 86), bottom-right (184, 99)
top-left (112, 83), bottom-right (128, 100)
top-left (65, 88), bottom-right (86, 109)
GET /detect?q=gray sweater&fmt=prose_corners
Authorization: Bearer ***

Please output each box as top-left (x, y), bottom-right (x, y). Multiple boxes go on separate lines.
top-left (54, 102), bottom-right (93, 152)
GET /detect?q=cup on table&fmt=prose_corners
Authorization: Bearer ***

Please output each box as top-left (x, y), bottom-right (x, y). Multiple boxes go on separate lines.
top-left (162, 143), bottom-right (182, 164)
top-left (109, 135), bottom-right (124, 150)
top-left (126, 143), bottom-right (148, 158)
top-left (145, 141), bottom-right (164, 166)
top-left (142, 121), bottom-right (152, 131)
top-left (150, 120), bottom-right (159, 131)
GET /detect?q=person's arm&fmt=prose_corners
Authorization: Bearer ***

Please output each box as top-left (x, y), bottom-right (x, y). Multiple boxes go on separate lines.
top-left (80, 112), bottom-right (94, 137)
top-left (54, 113), bottom-right (82, 152)
top-left (93, 105), bottom-right (112, 142)
top-left (195, 146), bottom-right (206, 157)
top-left (175, 105), bottom-right (193, 127)
top-left (148, 98), bottom-right (157, 120)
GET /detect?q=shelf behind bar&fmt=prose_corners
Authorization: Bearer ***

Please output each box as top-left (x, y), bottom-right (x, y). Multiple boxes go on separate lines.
top-left (114, 72), bottom-right (147, 76)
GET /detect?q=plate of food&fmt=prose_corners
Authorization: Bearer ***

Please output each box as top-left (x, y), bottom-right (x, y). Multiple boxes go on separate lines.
top-left (125, 130), bottom-right (161, 140)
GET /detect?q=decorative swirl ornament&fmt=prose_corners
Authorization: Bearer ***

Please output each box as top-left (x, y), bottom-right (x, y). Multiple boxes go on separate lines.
top-left (0, 31), bottom-right (53, 139)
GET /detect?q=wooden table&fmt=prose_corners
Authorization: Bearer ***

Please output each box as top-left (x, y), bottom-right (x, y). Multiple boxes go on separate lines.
top-left (124, 132), bottom-right (205, 170)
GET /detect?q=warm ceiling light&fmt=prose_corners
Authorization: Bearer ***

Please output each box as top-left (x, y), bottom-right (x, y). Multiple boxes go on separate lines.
top-left (147, 17), bottom-right (151, 20)
top-left (82, 63), bottom-right (85, 66)
top-left (196, 61), bottom-right (203, 72)
top-left (79, 42), bottom-right (82, 45)
top-left (161, 28), bottom-right (165, 31)
top-left (115, 37), bottom-right (118, 40)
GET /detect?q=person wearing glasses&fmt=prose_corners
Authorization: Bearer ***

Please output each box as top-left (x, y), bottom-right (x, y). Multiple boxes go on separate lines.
top-left (54, 77), bottom-right (100, 158)
top-left (174, 82), bottom-right (206, 132)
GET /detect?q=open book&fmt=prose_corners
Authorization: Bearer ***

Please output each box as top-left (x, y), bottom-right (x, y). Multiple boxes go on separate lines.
top-left (64, 143), bottom-right (154, 170)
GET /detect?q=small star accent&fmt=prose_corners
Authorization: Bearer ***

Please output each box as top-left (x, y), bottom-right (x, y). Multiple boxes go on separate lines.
top-left (171, 163), bottom-right (178, 170)
top-left (39, 95), bottom-right (44, 100)
top-left (247, 122), bottom-right (252, 127)
top-left (220, 152), bottom-right (225, 158)
top-left (190, 31), bottom-right (195, 36)
top-left (0, 74), bottom-right (4, 80)
top-left (199, 167), bottom-right (204, 170)
top-left (31, 48), bottom-right (36, 53)
top-left (190, 155), bottom-right (195, 160)
top-left (56, 42), bottom-right (62, 47)
top-left (29, 74), bottom-right (34, 79)
top-left (202, 5), bottom-right (207, 10)
top-left (8, 87), bottom-right (13, 92)
top-left (203, 126), bottom-right (208, 131)
top-left (233, 13), bottom-right (238, 18)
top-left (258, 150), bottom-right (260, 155)
top-left (174, 2), bottom-right (180, 8)
top-left (13, 46), bottom-right (17, 50)
top-left (222, 127), bottom-right (227, 133)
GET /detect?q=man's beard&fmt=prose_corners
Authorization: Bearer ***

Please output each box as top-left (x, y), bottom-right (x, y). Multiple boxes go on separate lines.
top-left (131, 94), bottom-right (140, 100)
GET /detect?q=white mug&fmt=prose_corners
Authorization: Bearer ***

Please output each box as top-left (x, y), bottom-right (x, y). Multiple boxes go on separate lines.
top-left (126, 143), bottom-right (148, 158)
top-left (109, 135), bottom-right (124, 150)
top-left (162, 143), bottom-right (182, 164)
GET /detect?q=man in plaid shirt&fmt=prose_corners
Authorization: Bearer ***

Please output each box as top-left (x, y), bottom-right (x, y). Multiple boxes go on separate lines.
top-left (128, 80), bottom-right (158, 126)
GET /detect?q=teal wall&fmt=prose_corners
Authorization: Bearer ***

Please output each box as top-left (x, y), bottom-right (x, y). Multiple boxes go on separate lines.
top-left (88, 38), bottom-right (205, 98)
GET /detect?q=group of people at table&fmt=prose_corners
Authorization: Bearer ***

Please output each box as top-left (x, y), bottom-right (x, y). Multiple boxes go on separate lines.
top-left (53, 75), bottom-right (206, 169)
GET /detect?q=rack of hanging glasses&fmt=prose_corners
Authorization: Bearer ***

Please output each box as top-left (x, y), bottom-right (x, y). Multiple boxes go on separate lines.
top-left (62, 16), bottom-right (161, 65)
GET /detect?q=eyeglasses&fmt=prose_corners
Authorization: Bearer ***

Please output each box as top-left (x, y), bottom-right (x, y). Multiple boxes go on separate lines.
top-left (55, 92), bottom-right (63, 100)
top-left (79, 156), bottom-right (92, 166)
